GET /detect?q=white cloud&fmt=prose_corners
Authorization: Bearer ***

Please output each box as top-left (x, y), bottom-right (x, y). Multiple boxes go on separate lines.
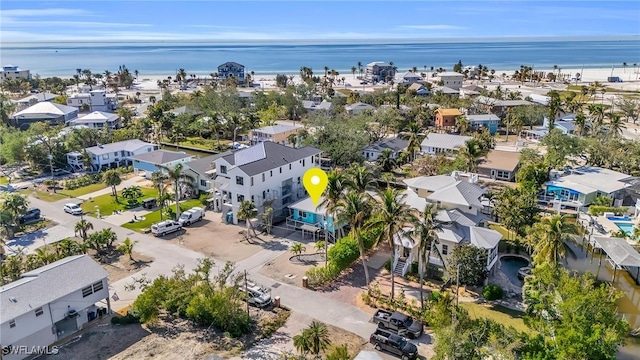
top-left (399, 25), bottom-right (466, 30)
top-left (1, 8), bottom-right (91, 17)
top-left (2, 19), bottom-right (152, 28)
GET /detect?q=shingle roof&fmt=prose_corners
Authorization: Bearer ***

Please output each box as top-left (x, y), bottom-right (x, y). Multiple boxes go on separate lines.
top-left (130, 150), bottom-right (193, 165)
top-left (86, 139), bottom-right (155, 156)
top-left (408, 83), bottom-right (426, 91)
top-left (222, 142), bottom-right (322, 176)
top-left (13, 102), bottom-right (77, 117)
top-left (427, 181), bottom-right (486, 208)
top-left (364, 137), bottom-right (409, 153)
top-left (466, 114), bottom-right (500, 122)
top-left (478, 150), bottom-right (521, 172)
top-left (435, 108), bottom-right (463, 116)
top-left (185, 153), bottom-right (230, 176)
top-left (252, 124), bottom-right (302, 135)
top-left (421, 133), bottom-right (472, 151)
top-left (0, 255), bottom-right (108, 320)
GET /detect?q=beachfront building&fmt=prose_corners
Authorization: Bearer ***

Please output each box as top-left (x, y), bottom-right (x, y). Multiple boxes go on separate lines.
top-left (434, 108), bottom-right (463, 129)
top-left (10, 102), bottom-right (78, 130)
top-left (1, 64), bottom-right (31, 83)
top-left (362, 137), bottom-right (409, 161)
top-left (66, 139), bottom-right (158, 172)
top-left (131, 150), bottom-right (194, 179)
top-left (67, 111), bottom-right (120, 129)
top-left (66, 90), bottom-right (118, 112)
top-left (542, 167), bottom-right (634, 210)
top-left (217, 62), bottom-right (245, 85)
top-left (345, 102), bottom-right (376, 115)
top-left (248, 124), bottom-right (303, 146)
top-left (365, 62), bottom-right (395, 82)
top-left (394, 176), bottom-right (500, 277)
top-left (420, 133), bottom-right (472, 155)
top-left (437, 72), bottom-right (464, 90)
top-left (211, 142), bottom-right (322, 224)
top-left (0, 255), bottom-right (110, 360)
top-left (477, 150), bottom-right (521, 182)
top-left (465, 114), bottom-right (501, 134)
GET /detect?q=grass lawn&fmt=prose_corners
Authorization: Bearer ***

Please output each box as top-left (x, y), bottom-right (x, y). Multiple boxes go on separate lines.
top-left (59, 183), bottom-right (108, 198)
top-left (489, 223), bottom-right (517, 240)
top-left (122, 199), bottom-right (203, 231)
top-left (460, 302), bottom-right (533, 334)
top-left (20, 189), bottom-right (69, 202)
top-left (81, 187), bottom-right (159, 217)
top-left (0, 177), bottom-right (8, 185)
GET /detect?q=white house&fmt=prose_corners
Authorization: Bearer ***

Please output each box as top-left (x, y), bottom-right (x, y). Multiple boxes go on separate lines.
top-left (248, 124), bottom-right (303, 146)
top-left (437, 72), bottom-right (464, 90)
top-left (67, 139), bottom-right (158, 172)
top-left (399, 71), bottom-right (424, 84)
top-left (212, 142), bottom-right (322, 224)
top-left (1, 65), bottom-right (30, 83)
top-left (392, 176), bottom-right (500, 278)
top-left (11, 102), bottom-right (78, 130)
top-left (302, 100), bottom-right (334, 113)
top-left (184, 152), bottom-right (232, 194)
top-left (13, 92), bottom-right (58, 109)
top-left (345, 102), bottom-right (376, 115)
top-left (420, 133), bottom-right (473, 155)
top-left (362, 137), bottom-right (409, 161)
top-left (67, 90), bottom-right (117, 112)
top-left (67, 111), bottom-right (120, 129)
top-left (0, 255), bottom-right (109, 360)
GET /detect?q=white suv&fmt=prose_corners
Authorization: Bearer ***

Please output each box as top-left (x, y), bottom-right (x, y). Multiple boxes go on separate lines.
top-left (63, 203), bottom-right (83, 215)
top-left (151, 220), bottom-right (182, 237)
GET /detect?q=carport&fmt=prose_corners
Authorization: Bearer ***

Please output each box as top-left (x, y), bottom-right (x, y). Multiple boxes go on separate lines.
top-left (592, 236), bottom-right (640, 284)
top-left (300, 224), bottom-right (322, 241)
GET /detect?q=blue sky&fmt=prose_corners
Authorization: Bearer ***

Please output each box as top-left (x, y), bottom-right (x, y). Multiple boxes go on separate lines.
top-left (1, 1), bottom-right (639, 42)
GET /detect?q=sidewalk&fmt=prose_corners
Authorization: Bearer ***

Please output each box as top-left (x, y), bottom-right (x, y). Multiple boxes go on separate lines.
top-left (77, 176), bottom-right (151, 201)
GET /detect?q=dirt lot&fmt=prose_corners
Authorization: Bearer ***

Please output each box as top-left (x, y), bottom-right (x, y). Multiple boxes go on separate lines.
top-left (258, 244), bottom-right (325, 286)
top-left (43, 307), bottom-right (290, 360)
top-left (94, 249), bottom-right (154, 283)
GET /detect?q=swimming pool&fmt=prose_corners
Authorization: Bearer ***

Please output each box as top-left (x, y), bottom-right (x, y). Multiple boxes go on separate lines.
top-left (500, 256), bottom-right (530, 286)
top-left (607, 216), bottom-right (632, 221)
top-left (614, 222), bottom-right (637, 236)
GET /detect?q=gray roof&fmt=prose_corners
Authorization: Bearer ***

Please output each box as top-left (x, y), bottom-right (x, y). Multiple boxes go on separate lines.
top-left (130, 150), bottom-right (193, 165)
top-left (16, 92), bottom-right (57, 103)
top-left (0, 255), bottom-right (108, 320)
top-left (555, 120), bottom-right (576, 132)
top-left (221, 142), bottom-right (322, 176)
top-left (427, 181), bottom-right (486, 208)
top-left (166, 105), bottom-right (203, 116)
top-left (72, 111), bottom-right (119, 124)
top-left (432, 86), bottom-right (460, 94)
top-left (545, 167), bottom-right (632, 194)
top-left (86, 139), bottom-right (155, 156)
top-left (438, 212), bottom-right (501, 249)
top-left (592, 236), bottom-right (640, 267)
top-left (185, 153), bottom-right (230, 176)
top-left (218, 61), bottom-right (244, 68)
top-left (13, 101), bottom-right (77, 117)
top-left (466, 114), bottom-right (500, 122)
top-left (421, 133), bottom-right (473, 150)
top-left (404, 175), bottom-right (458, 193)
top-left (252, 124), bottom-right (302, 135)
top-left (364, 137), bottom-right (409, 153)
top-left (476, 96), bottom-right (533, 107)
top-left (438, 72), bottom-right (464, 77)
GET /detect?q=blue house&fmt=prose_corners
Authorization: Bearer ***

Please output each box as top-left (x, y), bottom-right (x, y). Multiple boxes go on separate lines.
top-left (465, 114), bottom-right (500, 134)
top-left (131, 150), bottom-right (194, 178)
top-left (286, 196), bottom-right (346, 242)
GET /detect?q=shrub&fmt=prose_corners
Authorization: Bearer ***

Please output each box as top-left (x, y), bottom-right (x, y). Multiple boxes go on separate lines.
top-left (384, 260), bottom-right (391, 271)
top-left (64, 173), bottom-right (102, 190)
top-left (328, 236), bottom-right (361, 269)
top-left (588, 206), bottom-right (627, 216)
top-left (482, 284), bottom-right (504, 301)
top-left (411, 261), bottom-right (419, 274)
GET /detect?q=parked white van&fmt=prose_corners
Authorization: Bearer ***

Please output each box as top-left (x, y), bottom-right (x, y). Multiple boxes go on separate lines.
top-left (178, 207), bottom-right (205, 226)
top-left (151, 220), bottom-right (182, 237)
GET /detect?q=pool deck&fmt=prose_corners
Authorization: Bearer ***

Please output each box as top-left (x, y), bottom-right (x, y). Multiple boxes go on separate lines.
top-left (578, 213), bottom-right (639, 244)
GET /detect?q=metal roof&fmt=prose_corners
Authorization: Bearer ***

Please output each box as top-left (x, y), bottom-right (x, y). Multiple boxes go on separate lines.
top-left (592, 236), bottom-right (640, 267)
top-left (403, 175), bottom-right (458, 193)
top-left (466, 114), bottom-right (500, 122)
top-left (363, 137), bottom-right (409, 153)
top-left (13, 101), bottom-right (77, 117)
top-left (252, 124), bottom-right (302, 135)
top-left (420, 133), bottom-right (472, 151)
top-left (427, 181), bottom-right (486, 208)
top-left (86, 139), bottom-right (155, 156)
top-left (545, 167), bottom-right (632, 195)
top-left (130, 150), bottom-right (193, 165)
top-left (0, 255), bottom-right (108, 320)
top-left (73, 111), bottom-right (119, 123)
top-left (221, 142), bottom-right (322, 177)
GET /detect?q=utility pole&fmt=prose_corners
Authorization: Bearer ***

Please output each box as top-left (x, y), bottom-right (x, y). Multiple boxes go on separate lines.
top-left (244, 270), bottom-right (249, 317)
top-left (48, 153), bottom-right (54, 179)
top-left (455, 264), bottom-right (460, 308)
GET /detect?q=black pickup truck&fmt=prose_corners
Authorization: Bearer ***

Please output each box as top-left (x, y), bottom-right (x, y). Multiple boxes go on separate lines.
top-left (373, 309), bottom-right (423, 339)
top-left (369, 328), bottom-right (418, 360)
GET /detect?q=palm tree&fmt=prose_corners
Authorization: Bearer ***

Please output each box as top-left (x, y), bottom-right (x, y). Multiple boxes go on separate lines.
top-left (574, 111), bottom-right (588, 136)
top-left (455, 116), bottom-right (470, 135)
top-left (588, 104), bottom-right (606, 133)
top-left (1, 193), bottom-right (29, 227)
top-left (318, 170), bottom-right (348, 241)
top-left (410, 203), bottom-right (447, 309)
top-left (606, 113), bottom-right (626, 137)
top-left (151, 171), bottom-right (169, 219)
top-left (456, 139), bottom-right (483, 173)
top-left (368, 188), bottom-right (413, 299)
top-left (121, 185), bottom-right (143, 202)
top-left (623, 62), bottom-right (628, 73)
top-left (237, 200), bottom-right (257, 238)
top-left (290, 243), bottom-right (306, 260)
top-left (529, 214), bottom-right (578, 266)
top-left (357, 61), bottom-right (363, 77)
top-left (346, 164), bottom-right (375, 193)
top-left (102, 169), bottom-right (122, 202)
top-left (400, 122), bottom-right (424, 161)
top-left (293, 321), bottom-right (331, 357)
top-left (117, 237), bottom-right (138, 261)
top-left (336, 191), bottom-right (373, 285)
top-left (158, 163), bottom-right (195, 218)
top-left (377, 148), bottom-right (396, 172)
top-left (351, 66), bottom-right (357, 79)
top-left (74, 219), bottom-right (93, 241)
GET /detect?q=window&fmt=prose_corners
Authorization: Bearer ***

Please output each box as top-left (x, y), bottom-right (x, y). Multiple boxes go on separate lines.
top-left (9, 320), bottom-right (15, 328)
top-left (220, 165), bottom-right (227, 174)
top-left (299, 211), bottom-right (307, 218)
top-left (262, 173), bottom-right (265, 182)
top-left (236, 176), bottom-right (244, 185)
top-left (82, 285), bottom-right (93, 297)
top-left (302, 159), bottom-right (306, 166)
top-left (297, 177), bottom-right (301, 184)
top-left (442, 244), bottom-right (449, 255)
top-left (270, 170), bottom-right (273, 177)
top-left (35, 307), bottom-right (43, 317)
top-left (200, 179), bottom-right (207, 187)
top-left (102, 154), bottom-right (109, 160)
top-left (289, 164), bottom-right (292, 170)
top-left (114, 152), bottom-right (118, 157)
top-left (250, 177), bottom-right (254, 186)
top-left (279, 167), bottom-right (282, 174)
top-left (93, 280), bottom-right (104, 292)
top-left (237, 194), bottom-right (244, 202)
top-left (263, 191), bottom-right (266, 199)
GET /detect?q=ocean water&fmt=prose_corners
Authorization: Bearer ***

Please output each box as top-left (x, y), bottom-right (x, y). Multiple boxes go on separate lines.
top-left (2, 40), bottom-right (640, 77)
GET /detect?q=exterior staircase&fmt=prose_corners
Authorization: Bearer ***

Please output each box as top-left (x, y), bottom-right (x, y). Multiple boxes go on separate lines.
top-left (393, 259), bottom-right (406, 277)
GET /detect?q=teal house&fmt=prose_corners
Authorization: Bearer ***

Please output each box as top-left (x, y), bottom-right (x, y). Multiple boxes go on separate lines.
top-left (287, 196), bottom-right (345, 242)
top-left (465, 114), bottom-right (500, 134)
